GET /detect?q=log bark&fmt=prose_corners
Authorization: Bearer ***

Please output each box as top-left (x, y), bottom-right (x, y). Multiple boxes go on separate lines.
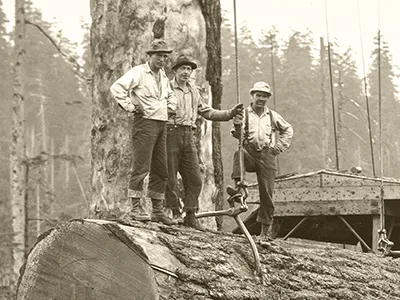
top-left (90, 0), bottom-right (219, 228)
top-left (17, 219), bottom-right (400, 300)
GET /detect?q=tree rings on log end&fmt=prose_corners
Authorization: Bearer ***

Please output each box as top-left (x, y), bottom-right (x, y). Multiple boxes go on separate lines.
top-left (17, 221), bottom-right (158, 300)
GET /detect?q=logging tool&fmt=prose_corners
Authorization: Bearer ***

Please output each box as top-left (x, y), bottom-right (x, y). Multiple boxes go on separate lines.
top-left (195, 183), bottom-right (262, 275)
top-left (195, 0), bottom-right (262, 276)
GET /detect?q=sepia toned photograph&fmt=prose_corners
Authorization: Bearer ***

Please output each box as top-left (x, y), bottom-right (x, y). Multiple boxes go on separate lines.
top-left (1, 0), bottom-right (400, 299)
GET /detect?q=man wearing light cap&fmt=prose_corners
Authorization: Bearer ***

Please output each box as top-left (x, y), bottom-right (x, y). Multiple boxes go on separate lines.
top-left (230, 81), bottom-right (293, 246)
top-left (166, 54), bottom-right (244, 230)
top-left (110, 39), bottom-right (178, 225)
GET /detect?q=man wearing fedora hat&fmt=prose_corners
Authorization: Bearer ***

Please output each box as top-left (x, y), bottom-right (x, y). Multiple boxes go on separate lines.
top-left (165, 54), bottom-right (244, 230)
top-left (230, 81), bottom-right (293, 246)
top-left (110, 39), bottom-right (178, 225)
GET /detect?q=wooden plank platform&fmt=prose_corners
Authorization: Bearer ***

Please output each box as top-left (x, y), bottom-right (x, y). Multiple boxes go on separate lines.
top-left (241, 169), bottom-right (400, 252)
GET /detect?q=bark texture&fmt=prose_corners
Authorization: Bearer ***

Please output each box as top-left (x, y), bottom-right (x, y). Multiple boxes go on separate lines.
top-left (11, 0), bottom-right (26, 277)
top-left (198, 0), bottom-right (225, 230)
top-left (90, 0), bottom-right (218, 228)
top-left (17, 219), bottom-right (400, 300)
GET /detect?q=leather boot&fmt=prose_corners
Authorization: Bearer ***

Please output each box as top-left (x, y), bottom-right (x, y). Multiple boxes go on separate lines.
top-left (258, 223), bottom-right (272, 247)
top-left (151, 199), bottom-right (178, 225)
top-left (128, 197), bottom-right (150, 221)
top-left (172, 208), bottom-right (184, 224)
top-left (183, 211), bottom-right (205, 231)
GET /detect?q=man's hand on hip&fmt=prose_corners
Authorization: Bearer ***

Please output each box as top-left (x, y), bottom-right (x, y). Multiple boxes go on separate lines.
top-left (167, 108), bottom-right (176, 118)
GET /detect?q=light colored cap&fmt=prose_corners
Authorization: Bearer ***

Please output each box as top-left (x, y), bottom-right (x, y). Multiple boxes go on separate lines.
top-left (249, 81), bottom-right (272, 96)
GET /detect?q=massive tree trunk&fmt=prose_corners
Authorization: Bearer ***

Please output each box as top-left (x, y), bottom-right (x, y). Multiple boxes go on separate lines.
top-left (16, 219), bottom-right (400, 299)
top-left (10, 0), bottom-right (26, 278)
top-left (90, 0), bottom-right (220, 228)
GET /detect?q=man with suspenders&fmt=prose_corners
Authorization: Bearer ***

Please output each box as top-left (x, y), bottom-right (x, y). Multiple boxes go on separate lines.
top-left (230, 81), bottom-right (293, 246)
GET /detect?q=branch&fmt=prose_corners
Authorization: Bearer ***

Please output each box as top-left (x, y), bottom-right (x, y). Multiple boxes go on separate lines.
top-left (25, 19), bottom-right (91, 82)
top-left (22, 151), bottom-right (84, 168)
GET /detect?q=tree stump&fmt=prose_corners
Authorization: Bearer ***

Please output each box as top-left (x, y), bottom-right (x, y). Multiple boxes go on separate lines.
top-left (17, 218), bottom-right (400, 299)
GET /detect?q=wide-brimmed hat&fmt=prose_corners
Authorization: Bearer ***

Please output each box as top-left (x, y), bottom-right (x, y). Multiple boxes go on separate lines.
top-left (249, 81), bottom-right (272, 96)
top-left (172, 54), bottom-right (197, 70)
top-left (146, 39), bottom-right (173, 55)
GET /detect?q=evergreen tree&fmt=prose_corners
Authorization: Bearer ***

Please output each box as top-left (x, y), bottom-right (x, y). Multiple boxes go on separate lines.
top-left (278, 30), bottom-right (320, 173)
top-left (323, 43), bottom-right (366, 173)
top-left (335, 48), bottom-right (366, 172)
top-left (220, 14), bottom-right (240, 189)
top-left (258, 27), bottom-right (282, 109)
top-left (21, 2), bottom-right (91, 243)
top-left (368, 33), bottom-right (400, 178)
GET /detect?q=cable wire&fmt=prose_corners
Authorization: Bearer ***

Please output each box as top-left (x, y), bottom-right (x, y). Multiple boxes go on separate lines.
top-left (357, 0), bottom-right (376, 176)
top-left (232, 0), bottom-right (245, 183)
top-left (324, 0), bottom-right (340, 170)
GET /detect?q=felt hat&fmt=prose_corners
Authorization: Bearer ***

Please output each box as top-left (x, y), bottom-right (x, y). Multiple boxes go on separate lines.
top-left (172, 54), bottom-right (197, 70)
top-left (146, 39), bottom-right (173, 55)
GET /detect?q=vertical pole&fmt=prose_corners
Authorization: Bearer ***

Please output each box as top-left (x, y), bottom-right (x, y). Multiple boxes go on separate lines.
top-left (232, 0), bottom-right (244, 184)
top-left (377, 0), bottom-right (385, 235)
top-left (269, 32), bottom-right (279, 174)
top-left (357, 0), bottom-right (376, 176)
top-left (324, 0), bottom-right (340, 170)
top-left (320, 37), bottom-right (329, 168)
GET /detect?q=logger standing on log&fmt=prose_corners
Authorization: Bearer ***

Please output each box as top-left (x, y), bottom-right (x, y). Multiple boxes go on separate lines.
top-left (230, 81), bottom-right (293, 245)
top-left (110, 39), bottom-right (178, 225)
top-left (166, 54), bottom-right (244, 230)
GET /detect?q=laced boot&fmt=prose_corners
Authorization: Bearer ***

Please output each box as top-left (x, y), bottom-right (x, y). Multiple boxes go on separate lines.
top-left (183, 211), bottom-right (205, 231)
top-left (172, 208), bottom-right (184, 224)
top-left (151, 199), bottom-right (178, 225)
top-left (127, 197), bottom-right (150, 222)
top-left (258, 223), bottom-right (272, 247)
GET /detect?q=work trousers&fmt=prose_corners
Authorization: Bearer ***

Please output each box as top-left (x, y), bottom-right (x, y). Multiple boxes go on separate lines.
top-left (127, 116), bottom-right (168, 200)
top-left (231, 144), bottom-right (276, 225)
top-left (165, 125), bottom-right (202, 212)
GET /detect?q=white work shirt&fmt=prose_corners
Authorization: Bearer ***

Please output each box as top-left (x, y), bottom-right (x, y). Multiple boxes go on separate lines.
top-left (247, 107), bottom-right (274, 151)
top-left (235, 105), bottom-right (293, 152)
top-left (110, 62), bottom-right (177, 121)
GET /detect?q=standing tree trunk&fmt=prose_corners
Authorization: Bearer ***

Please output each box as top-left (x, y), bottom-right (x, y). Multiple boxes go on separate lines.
top-left (90, 0), bottom-right (221, 228)
top-left (199, 0), bottom-right (225, 230)
top-left (10, 0), bottom-right (26, 278)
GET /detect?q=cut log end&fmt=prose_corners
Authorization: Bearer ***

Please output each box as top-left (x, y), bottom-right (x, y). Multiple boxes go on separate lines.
top-left (17, 219), bottom-right (400, 300)
top-left (17, 220), bottom-right (158, 300)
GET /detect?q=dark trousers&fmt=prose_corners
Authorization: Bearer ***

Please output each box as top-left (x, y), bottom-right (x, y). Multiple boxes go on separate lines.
top-left (231, 145), bottom-right (276, 225)
top-left (165, 126), bottom-right (202, 212)
top-left (128, 117), bottom-right (168, 200)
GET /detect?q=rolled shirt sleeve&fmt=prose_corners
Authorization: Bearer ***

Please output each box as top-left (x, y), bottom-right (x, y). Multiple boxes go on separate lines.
top-left (273, 111), bottom-right (293, 152)
top-left (197, 88), bottom-right (232, 121)
top-left (166, 80), bottom-right (177, 111)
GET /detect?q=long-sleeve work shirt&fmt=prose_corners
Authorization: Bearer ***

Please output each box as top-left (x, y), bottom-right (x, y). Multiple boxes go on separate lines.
top-left (110, 62), bottom-right (177, 121)
top-left (234, 105), bottom-right (293, 152)
top-left (169, 79), bottom-right (233, 127)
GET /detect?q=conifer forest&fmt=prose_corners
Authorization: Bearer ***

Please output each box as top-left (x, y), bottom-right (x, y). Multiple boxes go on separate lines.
top-left (1, 0), bottom-right (400, 298)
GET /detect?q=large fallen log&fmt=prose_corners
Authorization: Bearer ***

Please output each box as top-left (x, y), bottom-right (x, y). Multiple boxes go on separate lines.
top-left (17, 218), bottom-right (400, 299)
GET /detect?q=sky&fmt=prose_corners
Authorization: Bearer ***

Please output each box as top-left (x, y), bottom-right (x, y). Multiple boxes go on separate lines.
top-left (2, 0), bottom-right (400, 81)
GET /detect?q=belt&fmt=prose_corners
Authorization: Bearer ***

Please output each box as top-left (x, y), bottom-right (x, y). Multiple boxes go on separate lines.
top-left (167, 124), bottom-right (194, 130)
